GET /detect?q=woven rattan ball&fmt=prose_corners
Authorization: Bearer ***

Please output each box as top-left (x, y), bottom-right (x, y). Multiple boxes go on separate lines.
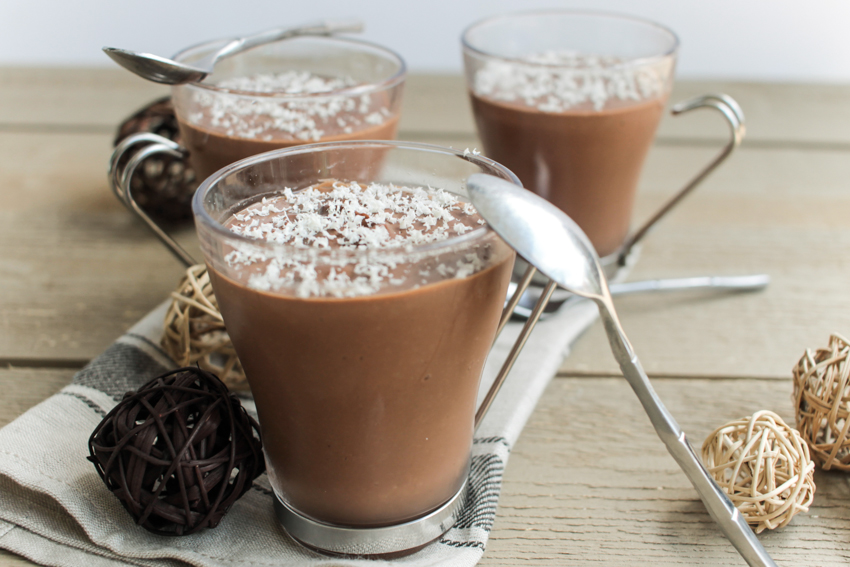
top-left (114, 97), bottom-right (197, 221)
top-left (701, 410), bottom-right (815, 533)
top-left (162, 265), bottom-right (248, 391)
top-left (88, 367), bottom-right (264, 536)
top-left (793, 333), bottom-right (850, 470)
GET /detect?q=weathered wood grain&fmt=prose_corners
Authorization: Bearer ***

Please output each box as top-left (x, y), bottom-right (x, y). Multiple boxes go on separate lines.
top-left (2, 72), bottom-right (849, 566)
top-left (0, 132), bottom-right (196, 364)
top-left (2, 127), bottom-right (848, 379)
top-left (1, 374), bottom-right (840, 566)
top-left (0, 68), bottom-right (168, 133)
top-left (481, 377), bottom-right (849, 566)
top-left (560, 143), bottom-right (850, 379)
top-left (0, 130), bottom-right (489, 363)
top-left (2, 69), bottom-right (850, 146)
top-left (0, 368), bottom-right (74, 428)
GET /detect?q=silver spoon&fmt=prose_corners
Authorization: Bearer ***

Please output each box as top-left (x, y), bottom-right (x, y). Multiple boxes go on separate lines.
top-left (467, 173), bottom-right (777, 567)
top-left (509, 274), bottom-right (770, 319)
top-left (103, 20), bottom-right (364, 85)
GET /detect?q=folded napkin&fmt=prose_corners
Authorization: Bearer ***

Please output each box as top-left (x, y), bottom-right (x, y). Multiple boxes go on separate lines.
top-left (0, 294), bottom-right (600, 567)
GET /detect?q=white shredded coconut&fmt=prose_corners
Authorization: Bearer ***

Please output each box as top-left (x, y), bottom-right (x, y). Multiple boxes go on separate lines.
top-left (473, 50), bottom-right (671, 112)
top-left (189, 71), bottom-right (389, 141)
top-left (223, 181), bottom-right (492, 298)
top-left (217, 71), bottom-right (355, 95)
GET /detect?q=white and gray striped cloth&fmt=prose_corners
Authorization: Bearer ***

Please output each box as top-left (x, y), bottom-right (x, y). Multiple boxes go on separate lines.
top-left (0, 295), bottom-right (599, 567)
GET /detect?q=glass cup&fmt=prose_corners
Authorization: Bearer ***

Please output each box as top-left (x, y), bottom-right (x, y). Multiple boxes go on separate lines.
top-left (192, 140), bottom-right (517, 555)
top-left (112, 36), bottom-right (406, 204)
top-left (172, 35), bottom-right (406, 182)
top-left (463, 11), bottom-right (677, 259)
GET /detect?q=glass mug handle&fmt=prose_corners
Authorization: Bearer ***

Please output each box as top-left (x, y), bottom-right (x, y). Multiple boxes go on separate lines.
top-left (616, 93), bottom-right (746, 267)
top-left (108, 132), bottom-right (197, 267)
top-left (476, 93), bottom-right (746, 429)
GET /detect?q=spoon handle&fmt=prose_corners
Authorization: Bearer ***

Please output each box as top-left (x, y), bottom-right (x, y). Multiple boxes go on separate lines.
top-left (595, 300), bottom-right (778, 567)
top-left (219, 20), bottom-right (365, 60)
top-left (610, 274), bottom-right (770, 295)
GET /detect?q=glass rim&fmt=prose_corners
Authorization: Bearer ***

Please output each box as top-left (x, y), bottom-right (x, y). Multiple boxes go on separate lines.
top-left (461, 9), bottom-right (680, 69)
top-left (172, 35), bottom-right (407, 99)
top-left (192, 139), bottom-right (522, 259)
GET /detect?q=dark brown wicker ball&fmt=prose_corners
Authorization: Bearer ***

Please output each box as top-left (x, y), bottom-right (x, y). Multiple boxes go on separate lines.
top-left (88, 367), bottom-right (264, 536)
top-left (114, 97), bottom-right (197, 221)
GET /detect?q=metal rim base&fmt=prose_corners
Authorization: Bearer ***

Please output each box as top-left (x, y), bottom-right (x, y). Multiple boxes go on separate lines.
top-left (273, 480), bottom-right (468, 557)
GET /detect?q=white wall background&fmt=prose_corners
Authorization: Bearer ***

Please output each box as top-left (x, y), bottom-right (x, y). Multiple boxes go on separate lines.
top-left (2, 0), bottom-right (849, 82)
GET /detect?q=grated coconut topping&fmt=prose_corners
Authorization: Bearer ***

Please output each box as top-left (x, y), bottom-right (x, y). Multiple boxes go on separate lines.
top-left (188, 71), bottom-right (391, 142)
top-left (221, 180), bottom-right (492, 298)
top-left (473, 50), bottom-right (671, 112)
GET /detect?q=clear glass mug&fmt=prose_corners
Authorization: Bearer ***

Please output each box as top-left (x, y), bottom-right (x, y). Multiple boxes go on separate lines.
top-left (192, 141), bottom-right (519, 555)
top-left (463, 11), bottom-right (744, 270)
top-left (111, 35), bottom-right (406, 210)
top-left (172, 35), bottom-right (406, 182)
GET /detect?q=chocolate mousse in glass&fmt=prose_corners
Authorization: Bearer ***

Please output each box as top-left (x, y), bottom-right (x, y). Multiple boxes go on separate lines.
top-left (463, 11), bottom-right (677, 258)
top-left (170, 36), bottom-right (406, 182)
top-left (192, 141), bottom-right (517, 555)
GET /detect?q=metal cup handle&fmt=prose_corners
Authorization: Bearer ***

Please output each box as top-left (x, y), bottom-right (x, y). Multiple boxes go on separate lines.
top-left (108, 132), bottom-right (197, 267)
top-left (476, 93), bottom-right (746, 429)
top-left (474, 264), bottom-right (549, 429)
top-left (615, 93), bottom-right (746, 267)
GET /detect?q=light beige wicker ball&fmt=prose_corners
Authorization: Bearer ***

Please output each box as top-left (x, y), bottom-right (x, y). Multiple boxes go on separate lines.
top-left (161, 264), bottom-right (248, 391)
top-left (701, 410), bottom-right (815, 533)
top-left (793, 333), bottom-right (850, 470)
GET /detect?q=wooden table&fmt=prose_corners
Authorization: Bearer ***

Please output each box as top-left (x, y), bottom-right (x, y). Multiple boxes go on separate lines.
top-left (2, 69), bottom-right (850, 565)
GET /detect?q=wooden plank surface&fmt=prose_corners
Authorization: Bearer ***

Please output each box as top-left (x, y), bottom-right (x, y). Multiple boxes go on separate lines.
top-left (2, 374), bottom-right (837, 565)
top-left (0, 68), bottom-right (169, 132)
top-left (2, 132), bottom-right (848, 377)
top-left (0, 369), bottom-right (74, 428)
top-left (481, 377), bottom-right (849, 566)
top-left (0, 132), bottom-right (194, 364)
top-left (3, 69), bottom-right (850, 146)
top-left (560, 143), bottom-right (850, 379)
top-left (1, 69), bottom-right (848, 566)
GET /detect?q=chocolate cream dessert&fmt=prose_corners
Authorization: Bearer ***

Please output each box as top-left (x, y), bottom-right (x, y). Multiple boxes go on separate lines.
top-left (175, 71), bottom-right (400, 181)
top-left (206, 180), bottom-right (514, 527)
top-left (469, 51), bottom-right (671, 257)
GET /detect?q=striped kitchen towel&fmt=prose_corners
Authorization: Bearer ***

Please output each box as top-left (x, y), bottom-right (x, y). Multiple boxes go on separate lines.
top-left (0, 294), bottom-right (599, 567)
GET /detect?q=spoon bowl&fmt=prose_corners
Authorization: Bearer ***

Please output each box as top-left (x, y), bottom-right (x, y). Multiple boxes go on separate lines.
top-left (467, 173), bottom-right (777, 567)
top-left (103, 20), bottom-right (363, 85)
top-left (103, 47), bottom-right (209, 85)
top-left (467, 173), bottom-right (605, 300)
